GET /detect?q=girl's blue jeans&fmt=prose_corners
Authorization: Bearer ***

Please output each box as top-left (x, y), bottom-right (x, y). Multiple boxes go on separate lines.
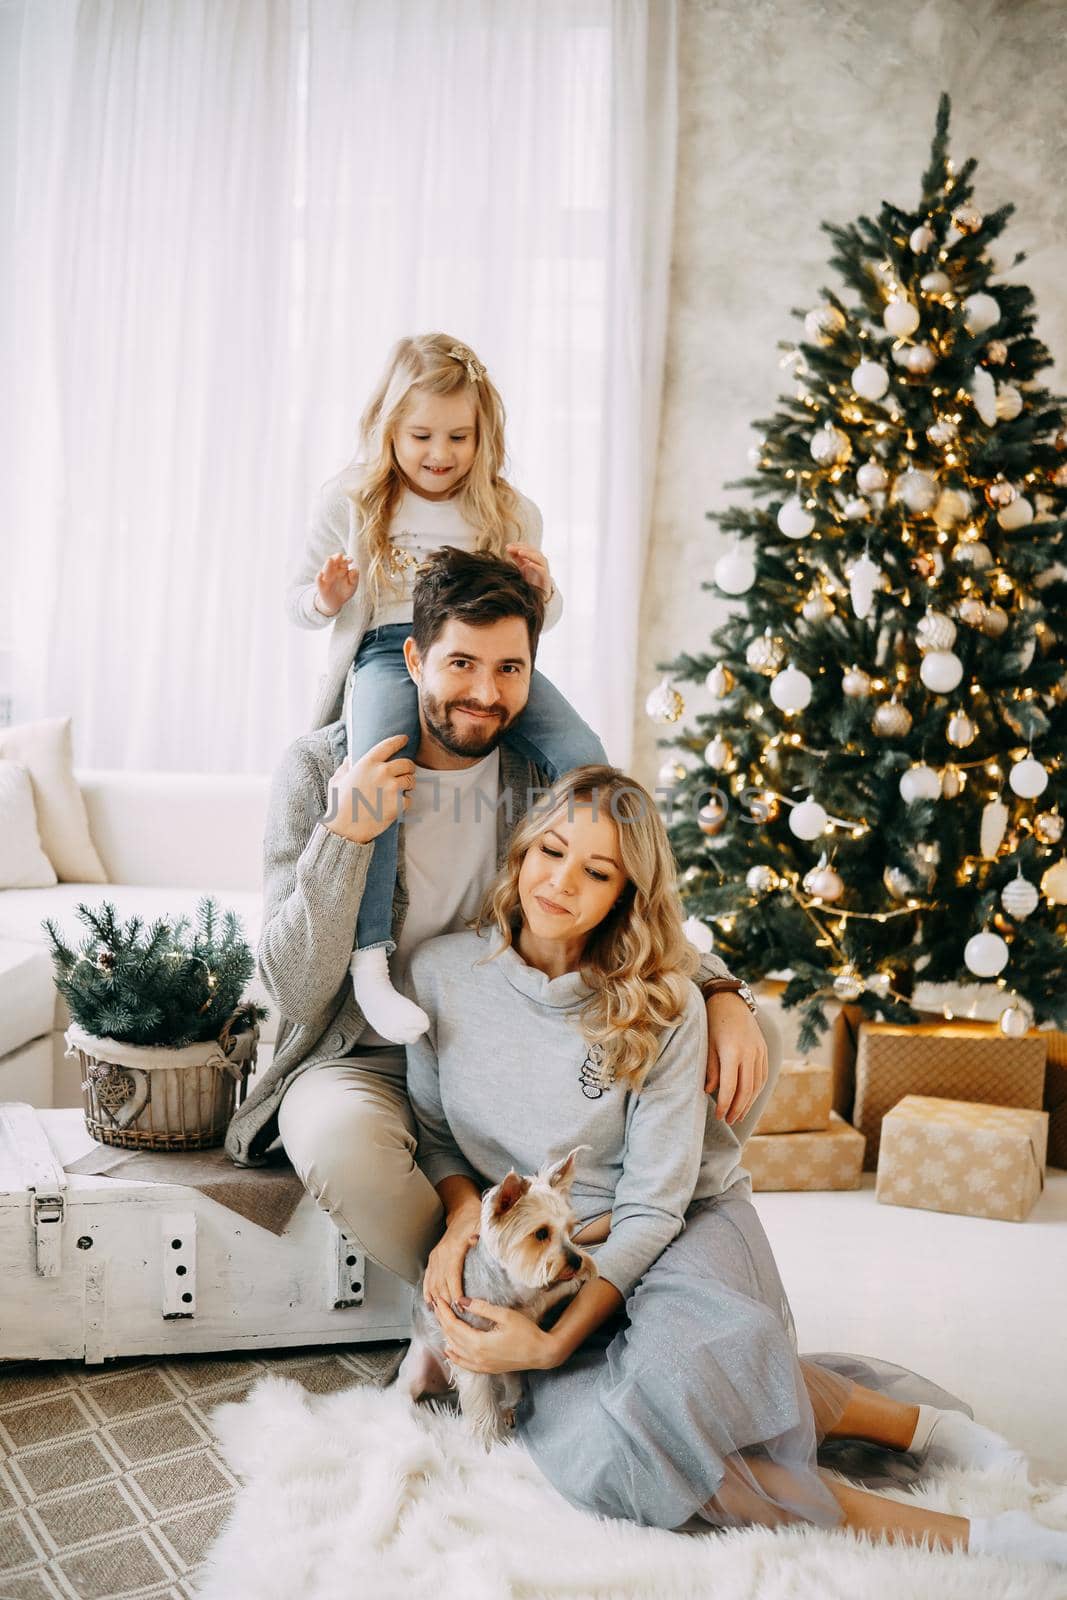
top-left (345, 622), bottom-right (607, 952)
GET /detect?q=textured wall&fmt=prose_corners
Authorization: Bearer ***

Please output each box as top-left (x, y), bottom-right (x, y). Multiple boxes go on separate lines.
top-left (633, 0), bottom-right (1067, 786)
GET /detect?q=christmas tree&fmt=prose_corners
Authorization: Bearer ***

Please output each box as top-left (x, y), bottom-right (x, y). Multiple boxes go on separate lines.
top-left (652, 95), bottom-right (1067, 1049)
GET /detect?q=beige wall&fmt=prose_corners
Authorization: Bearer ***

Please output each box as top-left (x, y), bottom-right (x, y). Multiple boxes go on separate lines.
top-left (633, 0), bottom-right (1067, 785)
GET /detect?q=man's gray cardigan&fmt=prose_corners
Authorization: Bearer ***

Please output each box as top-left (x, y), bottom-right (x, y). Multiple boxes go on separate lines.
top-left (225, 721), bottom-right (735, 1166)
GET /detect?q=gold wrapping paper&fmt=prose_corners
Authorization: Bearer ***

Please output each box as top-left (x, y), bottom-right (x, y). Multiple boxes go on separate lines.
top-left (752, 1059), bottom-right (832, 1135)
top-left (1042, 1030), bottom-right (1067, 1170)
top-left (744, 1112), bottom-right (865, 1192)
top-left (877, 1096), bottom-right (1049, 1223)
top-left (853, 1020), bottom-right (1046, 1170)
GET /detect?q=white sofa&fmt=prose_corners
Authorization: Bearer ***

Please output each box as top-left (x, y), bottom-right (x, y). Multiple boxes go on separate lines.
top-left (0, 770), bottom-right (272, 1109)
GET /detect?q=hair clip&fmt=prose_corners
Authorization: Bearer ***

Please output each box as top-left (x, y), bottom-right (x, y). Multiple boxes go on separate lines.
top-left (448, 344), bottom-right (486, 385)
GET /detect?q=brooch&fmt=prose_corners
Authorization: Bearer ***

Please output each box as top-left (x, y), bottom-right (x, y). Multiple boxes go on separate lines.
top-left (579, 1043), bottom-right (614, 1100)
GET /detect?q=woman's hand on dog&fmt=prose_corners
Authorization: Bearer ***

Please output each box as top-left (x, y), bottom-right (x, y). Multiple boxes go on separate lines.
top-left (423, 1203), bottom-right (481, 1313)
top-left (435, 1297), bottom-right (558, 1373)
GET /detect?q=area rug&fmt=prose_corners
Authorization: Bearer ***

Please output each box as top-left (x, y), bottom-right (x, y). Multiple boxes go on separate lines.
top-left (198, 1375), bottom-right (1067, 1600)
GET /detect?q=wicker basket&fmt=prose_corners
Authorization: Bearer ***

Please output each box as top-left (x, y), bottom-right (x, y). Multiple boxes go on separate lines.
top-left (66, 1012), bottom-right (259, 1151)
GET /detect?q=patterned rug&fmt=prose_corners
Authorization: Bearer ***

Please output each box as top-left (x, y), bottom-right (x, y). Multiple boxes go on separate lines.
top-left (0, 1343), bottom-right (405, 1600)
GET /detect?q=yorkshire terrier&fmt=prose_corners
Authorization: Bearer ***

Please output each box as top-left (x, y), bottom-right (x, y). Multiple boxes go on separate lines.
top-left (398, 1147), bottom-right (597, 1445)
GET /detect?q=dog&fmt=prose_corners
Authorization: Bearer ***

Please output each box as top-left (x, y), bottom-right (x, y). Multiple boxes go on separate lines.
top-left (397, 1147), bottom-right (597, 1445)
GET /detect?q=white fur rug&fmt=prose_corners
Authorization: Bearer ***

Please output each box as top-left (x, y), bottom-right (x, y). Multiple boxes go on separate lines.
top-left (197, 1375), bottom-right (1067, 1600)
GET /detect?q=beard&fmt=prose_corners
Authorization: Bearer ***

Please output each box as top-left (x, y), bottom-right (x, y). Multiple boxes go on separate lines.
top-left (421, 688), bottom-right (515, 758)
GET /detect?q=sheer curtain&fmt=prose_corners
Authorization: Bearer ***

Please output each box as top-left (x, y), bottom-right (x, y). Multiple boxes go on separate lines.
top-left (6, 0), bottom-right (677, 772)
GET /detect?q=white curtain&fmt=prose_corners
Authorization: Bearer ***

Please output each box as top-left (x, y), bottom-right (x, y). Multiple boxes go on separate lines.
top-left (5, 0), bottom-right (677, 773)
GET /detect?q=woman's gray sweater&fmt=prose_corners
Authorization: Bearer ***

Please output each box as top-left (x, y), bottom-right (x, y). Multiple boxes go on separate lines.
top-left (406, 928), bottom-right (746, 1298)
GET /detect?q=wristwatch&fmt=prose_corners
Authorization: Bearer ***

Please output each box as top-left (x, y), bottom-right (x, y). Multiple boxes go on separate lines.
top-left (700, 977), bottom-right (758, 1015)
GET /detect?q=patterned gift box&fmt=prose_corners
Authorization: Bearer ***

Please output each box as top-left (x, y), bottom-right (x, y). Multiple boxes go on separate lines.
top-left (853, 1020), bottom-right (1046, 1171)
top-left (1043, 1030), bottom-right (1067, 1170)
top-left (744, 1112), bottom-right (865, 1192)
top-left (876, 1096), bottom-right (1049, 1223)
top-left (752, 1059), bottom-right (832, 1135)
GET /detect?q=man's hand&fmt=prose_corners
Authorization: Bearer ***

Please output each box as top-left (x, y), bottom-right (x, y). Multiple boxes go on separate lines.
top-left (705, 992), bottom-right (768, 1126)
top-left (435, 1297), bottom-right (559, 1373)
top-left (315, 552), bottom-right (359, 616)
top-left (505, 543), bottom-right (553, 598)
top-left (324, 735), bottom-right (415, 845)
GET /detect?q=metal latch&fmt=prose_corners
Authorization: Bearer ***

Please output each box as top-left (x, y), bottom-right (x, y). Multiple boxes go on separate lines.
top-left (32, 1191), bottom-right (65, 1278)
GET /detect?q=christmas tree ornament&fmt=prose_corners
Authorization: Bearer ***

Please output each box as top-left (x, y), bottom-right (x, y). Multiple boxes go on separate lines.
top-left (843, 496), bottom-right (870, 519)
top-left (883, 299), bottom-right (920, 337)
top-left (941, 765), bottom-right (965, 798)
top-left (872, 698), bottom-right (913, 737)
top-left (703, 735), bottom-right (735, 770)
top-left (1051, 463), bottom-right (1067, 489)
top-left (897, 469), bottom-right (939, 513)
top-left (919, 271), bottom-right (951, 295)
top-left (697, 799), bottom-right (727, 837)
top-left (713, 545), bottom-right (756, 595)
top-left (803, 855), bottom-right (844, 901)
top-left (995, 383), bottom-right (1023, 421)
top-left (883, 866), bottom-right (912, 900)
top-left (951, 539), bottom-right (993, 569)
top-left (964, 930), bottom-right (1009, 978)
top-left (916, 609), bottom-right (957, 652)
top-left (920, 649), bottom-right (964, 694)
top-left (909, 223), bottom-right (936, 252)
top-left (997, 495), bottom-right (1034, 530)
top-left (1035, 812), bottom-right (1065, 845)
top-left (926, 418), bottom-right (958, 447)
top-left (804, 304), bottom-right (845, 343)
top-left (1009, 755), bottom-right (1049, 798)
top-left (746, 791), bottom-right (780, 824)
top-left (656, 759), bottom-right (686, 789)
top-left (980, 605), bottom-right (1009, 638)
top-left (789, 796), bottom-right (828, 841)
top-left (770, 665), bottom-right (813, 713)
top-left (851, 360), bottom-right (890, 400)
top-left (980, 797), bottom-right (1009, 857)
top-left (811, 426), bottom-right (852, 465)
top-left (985, 477), bottom-right (1017, 508)
top-left (681, 865), bottom-right (703, 885)
top-left (953, 203), bottom-right (984, 233)
top-left (999, 1004), bottom-right (1029, 1038)
top-left (857, 459), bottom-right (889, 494)
top-left (890, 346), bottom-right (911, 369)
top-left (899, 764), bottom-right (942, 803)
top-left (985, 339), bottom-right (1008, 364)
top-left (969, 365), bottom-right (998, 426)
top-left (946, 710), bottom-right (977, 748)
top-left (746, 632), bottom-right (785, 674)
top-left (832, 968), bottom-right (865, 1001)
top-left (801, 589), bottom-right (834, 623)
top-left (932, 487), bottom-right (970, 527)
top-left (645, 679), bottom-right (685, 724)
top-left (682, 915), bottom-right (715, 954)
top-left (963, 292), bottom-right (1000, 333)
top-left (776, 496), bottom-right (816, 539)
top-left (746, 865), bottom-right (779, 894)
top-left (704, 663), bottom-right (736, 700)
top-left (906, 344), bottom-right (936, 376)
top-left (848, 553), bottom-right (886, 620)
top-left (842, 666), bottom-right (872, 698)
top-left (866, 971), bottom-right (892, 998)
top-left (1041, 859), bottom-right (1067, 903)
top-left (911, 547), bottom-right (945, 580)
top-left (1001, 870), bottom-right (1039, 920)
top-left (1054, 425), bottom-right (1067, 451)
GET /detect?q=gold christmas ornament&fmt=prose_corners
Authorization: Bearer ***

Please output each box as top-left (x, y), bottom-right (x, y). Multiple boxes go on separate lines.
top-left (698, 799), bottom-right (728, 837)
top-left (872, 698), bottom-right (913, 738)
top-left (645, 680), bottom-right (685, 724)
top-left (745, 632), bottom-right (786, 675)
top-left (941, 765), bottom-right (965, 798)
top-left (746, 792), bottom-right (780, 824)
top-left (803, 854), bottom-right (845, 902)
top-left (911, 548), bottom-right (945, 580)
top-left (980, 605), bottom-right (1009, 639)
top-left (1035, 812), bottom-right (1065, 845)
top-left (985, 478), bottom-right (1017, 508)
top-left (1041, 859), bottom-right (1067, 904)
top-left (842, 667), bottom-right (872, 698)
top-left (1052, 464), bottom-right (1067, 489)
top-left (1054, 426), bottom-right (1067, 452)
top-left (946, 710), bottom-right (978, 748)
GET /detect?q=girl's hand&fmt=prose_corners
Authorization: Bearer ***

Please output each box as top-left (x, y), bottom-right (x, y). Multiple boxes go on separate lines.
top-left (423, 1204), bottom-right (481, 1314)
top-left (435, 1297), bottom-right (559, 1373)
top-left (315, 552), bottom-right (359, 616)
top-left (506, 543), bottom-right (553, 598)
top-left (705, 992), bottom-right (768, 1125)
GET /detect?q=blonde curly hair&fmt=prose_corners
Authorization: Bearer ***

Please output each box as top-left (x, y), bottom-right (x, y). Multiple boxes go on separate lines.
top-left (345, 333), bottom-right (524, 609)
top-left (475, 765), bottom-right (699, 1091)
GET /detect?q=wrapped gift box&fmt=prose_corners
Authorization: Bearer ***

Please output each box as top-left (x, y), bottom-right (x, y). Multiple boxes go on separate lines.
top-left (752, 1059), bottom-right (832, 1135)
top-left (876, 1096), bottom-right (1049, 1223)
top-left (744, 1112), bottom-right (865, 1192)
top-left (853, 1020), bottom-right (1046, 1170)
top-left (1043, 1030), bottom-right (1067, 1170)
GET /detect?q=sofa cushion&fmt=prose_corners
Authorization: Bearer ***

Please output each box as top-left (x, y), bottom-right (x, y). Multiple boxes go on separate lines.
top-left (0, 938), bottom-right (57, 1058)
top-left (0, 718), bottom-right (107, 883)
top-left (0, 884), bottom-right (275, 1044)
top-left (0, 762), bottom-right (58, 888)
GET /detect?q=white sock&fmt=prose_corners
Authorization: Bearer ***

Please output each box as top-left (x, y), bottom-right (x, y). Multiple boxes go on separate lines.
top-left (969, 1509), bottom-right (1067, 1566)
top-left (908, 1403), bottom-right (1029, 1476)
top-left (350, 948), bottom-right (429, 1044)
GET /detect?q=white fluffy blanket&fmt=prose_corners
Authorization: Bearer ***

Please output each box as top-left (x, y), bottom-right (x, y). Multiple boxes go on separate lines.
top-left (198, 1375), bottom-right (1067, 1600)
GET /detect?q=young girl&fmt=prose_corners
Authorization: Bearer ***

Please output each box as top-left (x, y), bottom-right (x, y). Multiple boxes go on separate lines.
top-left (287, 333), bottom-right (606, 1045)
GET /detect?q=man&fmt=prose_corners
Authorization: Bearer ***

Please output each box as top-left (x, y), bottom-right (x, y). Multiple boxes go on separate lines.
top-left (227, 549), bottom-right (775, 1285)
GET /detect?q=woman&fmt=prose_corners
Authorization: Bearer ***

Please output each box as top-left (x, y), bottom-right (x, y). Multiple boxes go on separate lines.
top-left (404, 765), bottom-right (1060, 1566)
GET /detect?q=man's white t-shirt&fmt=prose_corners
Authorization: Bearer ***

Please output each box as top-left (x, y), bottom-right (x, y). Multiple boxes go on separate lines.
top-left (359, 747), bottom-right (503, 1048)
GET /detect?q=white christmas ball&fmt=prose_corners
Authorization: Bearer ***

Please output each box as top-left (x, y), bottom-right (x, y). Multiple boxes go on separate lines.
top-left (933, 488), bottom-right (970, 528)
top-left (981, 605), bottom-right (1009, 639)
top-left (777, 496), bottom-right (815, 539)
top-left (946, 711), bottom-right (977, 748)
top-left (803, 857), bottom-right (845, 901)
top-left (804, 304), bottom-right (845, 343)
top-left (833, 969), bottom-right (865, 1002)
top-left (996, 384), bottom-right (1023, 421)
top-left (951, 540), bottom-right (993, 569)
top-left (916, 610), bottom-right (957, 652)
top-left (919, 271), bottom-right (950, 294)
top-left (997, 495), bottom-right (1034, 531)
top-left (891, 346), bottom-right (912, 369)
top-left (883, 299), bottom-right (920, 337)
top-left (898, 469), bottom-right (939, 513)
top-left (703, 735), bottom-right (734, 769)
top-left (1041, 859), bottom-right (1067, 904)
top-left (657, 759), bottom-right (686, 789)
top-left (906, 344), bottom-right (936, 376)
top-left (920, 650), bottom-right (964, 694)
top-left (1001, 874), bottom-right (1039, 920)
top-left (1009, 757), bottom-right (1049, 799)
top-left (851, 361), bottom-right (890, 401)
top-left (843, 496), bottom-right (870, 520)
top-left (682, 915), bottom-right (715, 954)
top-left (714, 547), bottom-right (756, 595)
top-left (645, 680), bottom-right (685, 724)
top-left (856, 460), bottom-right (889, 495)
top-left (810, 426), bottom-right (851, 465)
top-left (872, 699), bottom-right (913, 738)
top-left (704, 663), bottom-right (735, 700)
top-left (789, 796), bottom-right (828, 841)
top-left (964, 931), bottom-right (1009, 978)
top-left (1000, 1004), bottom-right (1030, 1038)
top-left (746, 865), bottom-right (779, 894)
top-left (842, 667), bottom-right (872, 698)
top-left (746, 632), bottom-right (785, 674)
top-left (770, 666), bottom-right (813, 713)
top-left (970, 366), bottom-right (998, 426)
top-left (909, 224), bottom-right (936, 252)
top-left (849, 553), bottom-right (885, 621)
top-left (899, 764), bottom-right (942, 804)
top-left (963, 293), bottom-right (1000, 334)
top-left (927, 418), bottom-right (958, 447)
top-left (958, 598), bottom-right (987, 629)
top-left (802, 589), bottom-right (834, 623)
